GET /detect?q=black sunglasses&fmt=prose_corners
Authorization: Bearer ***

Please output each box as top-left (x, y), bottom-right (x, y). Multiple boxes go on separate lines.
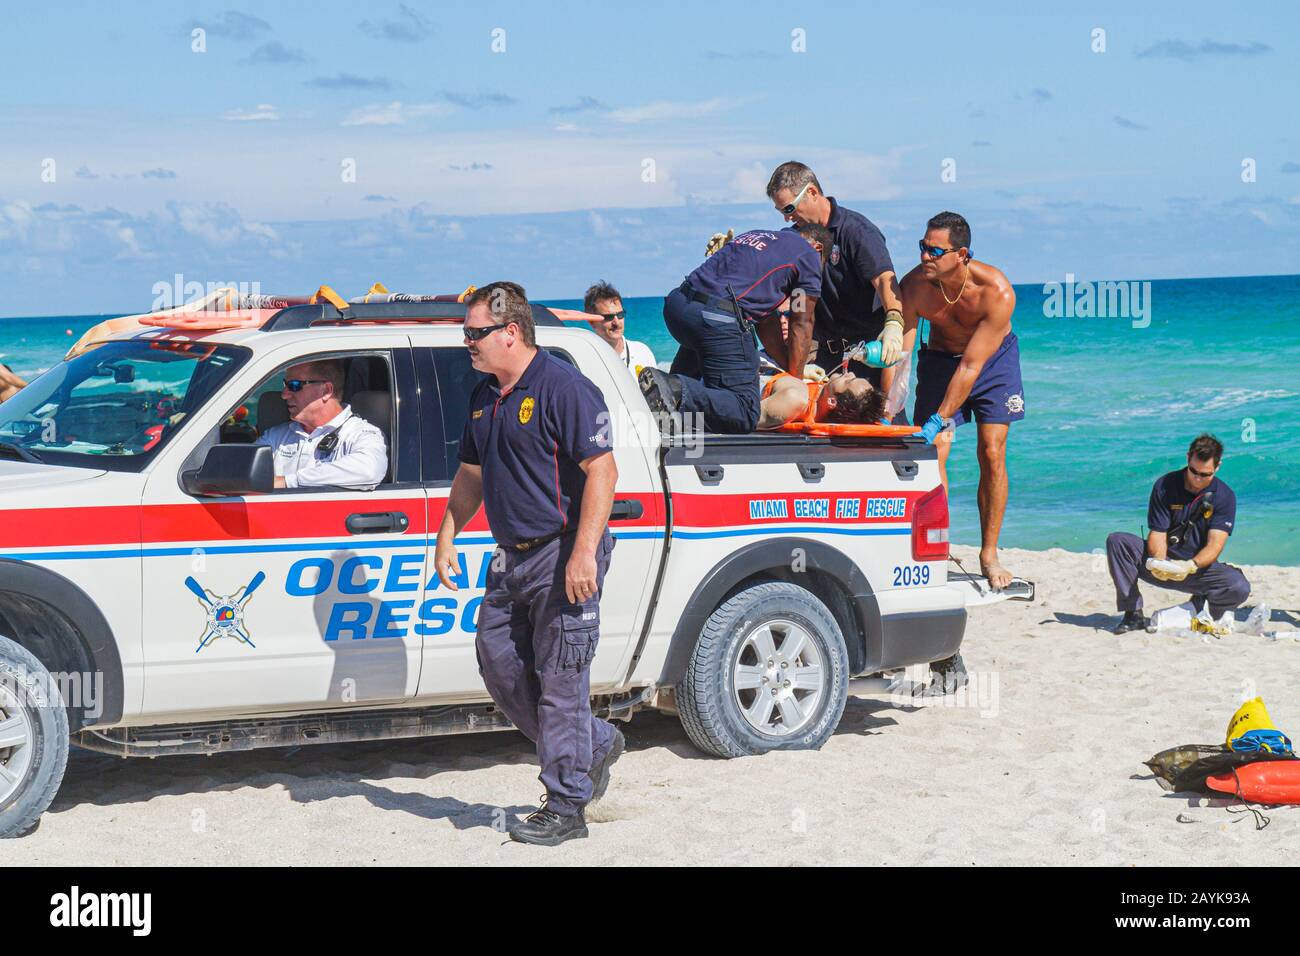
top-left (919, 240), bottom-right (962, 259)
top-left (1188, 463), bottom-right (1216, 479)
top-left (595, 310), bottom-right (626, 323)
top-left (462, 322), bottom-right (511, 342)
top-left (283, 378), bottom-right (329, 392)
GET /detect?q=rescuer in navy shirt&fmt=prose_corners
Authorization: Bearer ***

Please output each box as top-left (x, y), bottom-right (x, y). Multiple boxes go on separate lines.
top-left (435, 281), bottom-right (624, 846)
top-left (640, 222), bottom-right (829, 433)
top-left (1106, 434), bottom-right (1250, 634)
top-left (765, 162), bottom-right (904, 392)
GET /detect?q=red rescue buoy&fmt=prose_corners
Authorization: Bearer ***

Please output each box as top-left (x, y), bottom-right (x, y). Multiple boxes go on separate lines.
top-left (1205, 760), bottom-right (1300, 804)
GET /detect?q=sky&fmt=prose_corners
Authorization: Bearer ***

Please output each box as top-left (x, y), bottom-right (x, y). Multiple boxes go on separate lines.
top-left (0, 1), bottom-right (1297, 317)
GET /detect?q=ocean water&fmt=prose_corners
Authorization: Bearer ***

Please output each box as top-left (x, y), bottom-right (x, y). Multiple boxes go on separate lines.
top-left (3, 274), bottom-right (1298, 565)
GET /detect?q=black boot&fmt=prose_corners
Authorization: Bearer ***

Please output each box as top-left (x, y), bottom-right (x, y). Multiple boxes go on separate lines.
top-left (638, 366), bottom-right (682, 415)
top-left (1113, 609), bottom-right (1148, 634)
top-left (588, 729), bottom-right (626, 808)
top-left (924, 653), bottom-right (968, 696)
top-left (509, 801), bottom-right (588, 846)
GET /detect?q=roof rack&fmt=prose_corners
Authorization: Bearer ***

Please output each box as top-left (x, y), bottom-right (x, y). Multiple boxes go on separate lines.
top-left (260, 301), bottom-right (565, 332)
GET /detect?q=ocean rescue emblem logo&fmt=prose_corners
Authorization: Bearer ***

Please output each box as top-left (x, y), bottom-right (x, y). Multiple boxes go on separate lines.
top-left (185, 572), bottom-right (266, 653)
top-left (830, 243), bottom-right (841, 266)
top-left (518, 396), bottom-right (536, 425)
top-left (1005, 394), bottom-right (1025, 414)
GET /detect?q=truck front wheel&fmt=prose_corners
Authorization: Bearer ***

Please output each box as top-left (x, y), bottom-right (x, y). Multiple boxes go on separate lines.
top-left (678, 582), bottom-right (849, 758)
top-left (0, 635), bottom-right (70, 838)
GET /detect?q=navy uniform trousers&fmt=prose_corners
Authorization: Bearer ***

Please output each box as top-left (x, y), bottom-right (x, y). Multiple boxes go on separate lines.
top-left (475, 530), bottom-right (618, 816)
top-left (664, 286), bottom-right (760, 434)
top-left (1106, 531), bottom-right (1251, 619)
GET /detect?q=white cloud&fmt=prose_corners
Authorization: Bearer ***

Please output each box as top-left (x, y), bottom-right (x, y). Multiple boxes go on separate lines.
top-left (728, 162), bottom-right (771, 202)
top-left (223, 104), bottom-right (280, 122)
top-left (341, 101), bottom-right (449, 127)
top-left (609, 97), bottom-right (747, 124)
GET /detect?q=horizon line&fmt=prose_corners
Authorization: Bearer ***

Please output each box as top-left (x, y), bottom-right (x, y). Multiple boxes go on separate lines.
top-left (1, 271), bottom-right (1296, 323)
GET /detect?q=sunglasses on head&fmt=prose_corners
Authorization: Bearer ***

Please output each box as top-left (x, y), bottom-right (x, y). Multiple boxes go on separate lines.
top-left (462, 321), bottom-right (511, 342)
top-left (919, 240), bottom-right (962, 259)
top-left (283, 378), bottom-right (328, 392)
top-left (779, 182), bottom-right (812, 216)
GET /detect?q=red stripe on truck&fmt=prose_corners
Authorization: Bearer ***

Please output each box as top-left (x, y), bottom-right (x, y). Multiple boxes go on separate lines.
top-left (671, 491), bottom-right (926, 526)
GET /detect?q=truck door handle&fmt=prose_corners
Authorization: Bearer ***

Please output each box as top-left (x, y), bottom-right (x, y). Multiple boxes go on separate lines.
top-left (893, 460), bottom-right (919, 480)
top-left (346, 512), bottom-right (410, 535)
top-left (610, 499), bottom-right (644, 521)
top-left (695, 464), bottom-right (725, 484)
top-left (798, 462), bottom-right (825, 481)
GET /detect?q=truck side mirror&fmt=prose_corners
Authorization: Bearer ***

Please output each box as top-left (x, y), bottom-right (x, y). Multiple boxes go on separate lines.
top-left (184, 444), bottom-right (275, 496)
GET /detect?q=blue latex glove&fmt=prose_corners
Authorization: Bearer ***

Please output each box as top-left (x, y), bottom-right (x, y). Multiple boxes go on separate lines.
top-left (920, 413), bottom-right (951, 443)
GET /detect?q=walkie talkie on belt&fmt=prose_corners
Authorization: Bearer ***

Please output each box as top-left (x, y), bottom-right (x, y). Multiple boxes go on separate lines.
top-left (1167, 491), bottom-right (1214, 551)
top-left (725, 284), bottom-right (757, 342)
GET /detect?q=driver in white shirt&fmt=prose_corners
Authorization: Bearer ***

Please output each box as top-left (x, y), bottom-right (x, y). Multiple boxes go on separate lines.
top-left (255, 360), bottom-right (388, 491)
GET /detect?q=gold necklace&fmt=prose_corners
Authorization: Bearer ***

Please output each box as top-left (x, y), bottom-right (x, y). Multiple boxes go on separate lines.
top-left (938, 263), bottom-right (969, 306)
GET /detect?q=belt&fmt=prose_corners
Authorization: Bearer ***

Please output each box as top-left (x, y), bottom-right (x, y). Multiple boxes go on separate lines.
top-left (679, 282), bottom-right (741, 318)
top-left (504, 530), bottom-right (566, 553)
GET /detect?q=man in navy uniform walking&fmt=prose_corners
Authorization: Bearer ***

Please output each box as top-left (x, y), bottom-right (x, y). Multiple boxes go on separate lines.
top-left (435, 281), bottom-right (624, 846)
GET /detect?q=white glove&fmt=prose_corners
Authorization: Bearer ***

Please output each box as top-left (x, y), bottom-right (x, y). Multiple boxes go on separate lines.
top-left (802, 363), bottom-right (829, 383)
top-left (705, 229), bottom-right (734, 257)
top-left (1148, 558), bottom-right (1197, 582)
top-left (876, 312), bottom-right (904, 365)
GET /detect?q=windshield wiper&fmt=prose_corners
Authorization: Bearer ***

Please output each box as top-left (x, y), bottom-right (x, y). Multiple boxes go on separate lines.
top-left (0, 441), bottom-right (43, 464)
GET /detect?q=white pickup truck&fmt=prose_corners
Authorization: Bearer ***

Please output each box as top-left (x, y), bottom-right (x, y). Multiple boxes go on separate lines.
top-left (0, 298), bottom-right (991, 838)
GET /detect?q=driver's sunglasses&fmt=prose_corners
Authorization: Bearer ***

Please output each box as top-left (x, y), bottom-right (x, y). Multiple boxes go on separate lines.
top-left (595, 310), bottom-right (626, 324)
top-left (1188, 463), bottom-right (1217, 479)
top-left (919, 240), bottom-right (959, 259)
top-left (283, 378), bottom-right (328, 392)
top-left (462, 322), bottom-right (510, 342)
top-left (779, 182), bottom-right (812, 216)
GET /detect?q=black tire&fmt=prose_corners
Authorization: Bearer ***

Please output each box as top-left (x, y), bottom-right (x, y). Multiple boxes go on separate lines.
top-left (678, 581), bottom-right (849, 758)
top-left (0, 635), bottom-right (69, 839)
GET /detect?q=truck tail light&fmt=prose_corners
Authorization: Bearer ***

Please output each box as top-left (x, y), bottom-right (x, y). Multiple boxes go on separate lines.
top-left (912, 485), bottom-right (950, 562)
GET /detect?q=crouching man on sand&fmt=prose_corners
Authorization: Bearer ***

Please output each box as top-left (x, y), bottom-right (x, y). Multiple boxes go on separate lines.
top-left (1107, 433), bottom-right (1250, 634)
top-left (435, 281), bottom-right (624, 846)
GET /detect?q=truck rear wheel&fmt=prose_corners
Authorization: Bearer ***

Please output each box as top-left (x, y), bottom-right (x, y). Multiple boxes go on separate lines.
top-left (0, 635), bottom-right (69, 838)
top-left (678, 581), bottom-right (849, 758)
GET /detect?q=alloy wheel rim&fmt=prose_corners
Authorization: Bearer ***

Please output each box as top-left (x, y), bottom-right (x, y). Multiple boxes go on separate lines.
top-left (732, 619), bottom-right (825, 737)
top-left (0, 683), bottom-right (34, 806)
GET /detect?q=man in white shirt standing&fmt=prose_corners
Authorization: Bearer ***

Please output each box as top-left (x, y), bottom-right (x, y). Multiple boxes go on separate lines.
top-left (255, 359), bottom-right (388, 491)
top-left (582, 281), bottom-right (656, 374)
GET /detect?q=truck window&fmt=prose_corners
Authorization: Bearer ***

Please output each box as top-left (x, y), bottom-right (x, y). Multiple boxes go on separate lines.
top-left (0, 338), bottom-right (249, 472)
top-left (427, 346), bottom-right (576, 480)
top-left (220, 352), bottom-right (397, 487)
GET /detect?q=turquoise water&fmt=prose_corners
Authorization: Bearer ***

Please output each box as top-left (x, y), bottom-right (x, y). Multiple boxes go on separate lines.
top-left (4, 274), bottom-right (1299, 565)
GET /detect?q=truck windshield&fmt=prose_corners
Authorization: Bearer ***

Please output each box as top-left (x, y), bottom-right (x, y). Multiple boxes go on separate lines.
top-left (0, 337), bottom-right (250, 471)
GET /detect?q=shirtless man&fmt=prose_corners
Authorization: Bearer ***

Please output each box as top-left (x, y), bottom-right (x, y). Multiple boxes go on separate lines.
top-left (757, 367), bottom-right (886, 430)
top-left (0, 363), bottom-right (27, 403)
top-left (899, 212), bottom-right (1024, 589)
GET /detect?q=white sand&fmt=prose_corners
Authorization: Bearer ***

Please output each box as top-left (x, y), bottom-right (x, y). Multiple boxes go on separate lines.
top-left (10, 545), bottom-right (1300, 865)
